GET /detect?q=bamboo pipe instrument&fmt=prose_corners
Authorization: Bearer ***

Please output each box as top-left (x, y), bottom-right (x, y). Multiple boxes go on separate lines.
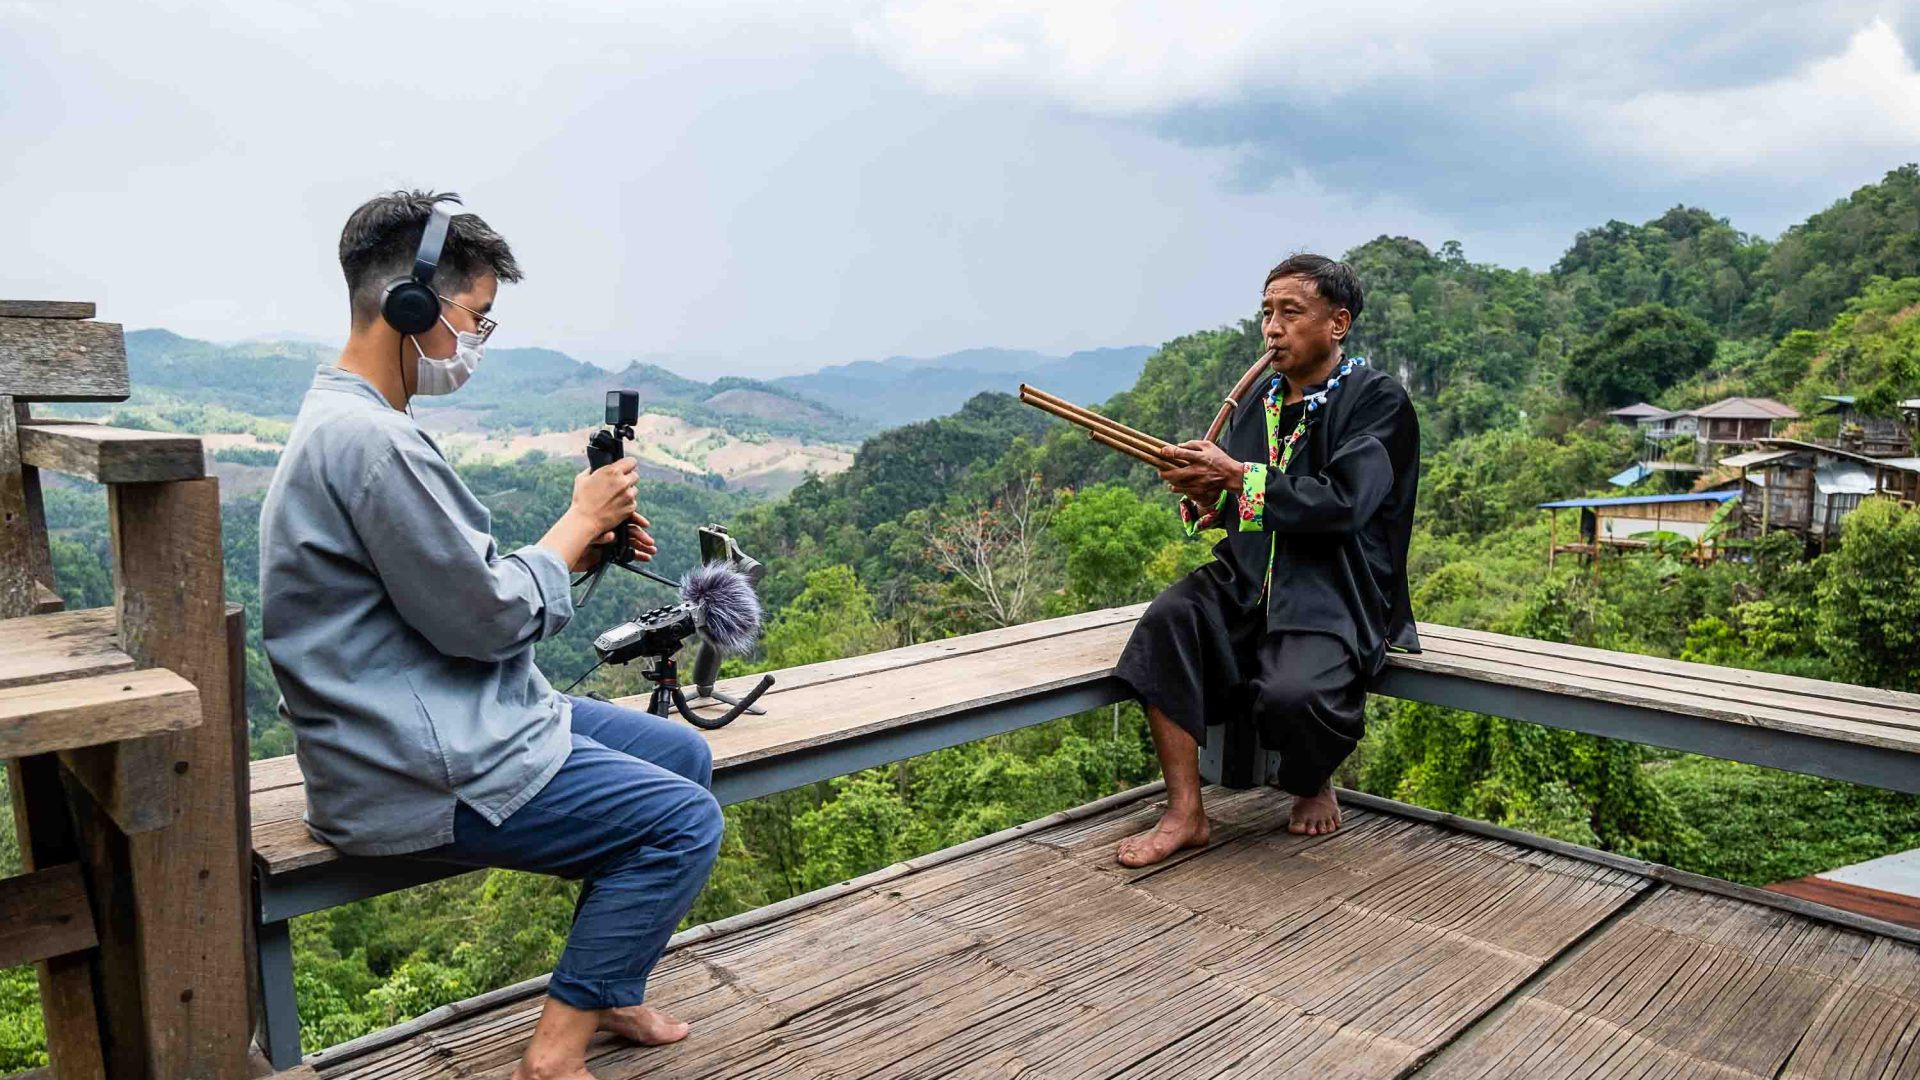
top-left (1021, 386), bottom-right (1166, 466)
top-left (1087, 428), bottom-right (1164, 467)
top-left (1019, 384), bottom-right (1166, 451)
top-left (1022, 390), bottom-right (1165, 461)
top-left (1203, 348), bottom-right (1278, 445)
top-left (1021, 384), bottom-right (1167, 455)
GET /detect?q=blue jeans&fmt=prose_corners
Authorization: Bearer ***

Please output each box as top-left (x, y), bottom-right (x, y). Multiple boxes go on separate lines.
top-left (424, 696), bottom-right (723, 1010)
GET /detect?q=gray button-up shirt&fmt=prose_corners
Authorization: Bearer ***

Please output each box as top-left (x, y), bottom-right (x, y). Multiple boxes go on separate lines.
top-left (259, 366), bottom-right (575, 856)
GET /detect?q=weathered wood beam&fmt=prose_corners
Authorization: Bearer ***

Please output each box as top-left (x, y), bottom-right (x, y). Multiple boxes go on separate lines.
top-left (0, 863), bottom-right (97, 969)
top-left (18, 422), bottom-right (205, 483)
top-left (0, 607), bottom-right (133, 691)
top-left (0, 395), bottom-right (35, 619)
top-left (0, 318), bottom-right (128, 402)
top-left (73, 477), bottom-right (251, 1080)
top-left (8, 754), bottom-right (108, 1079)
top-left (0, 668), bottom-right (201, 761)
top-left (0, 301), bottom-right (96, 319)
top-left (16, 403), bottom-right (58, 609)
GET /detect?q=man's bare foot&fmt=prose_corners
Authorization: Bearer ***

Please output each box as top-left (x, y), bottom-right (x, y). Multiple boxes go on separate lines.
top-left (1116, 808), bottom-right (1211, 868)
top-left (599, 1004), bottom-right (691, 1046)
top-left (1288, 786), bottom-right (1341, 836)
top-left (510, 1054), bottom-right (595, 1080)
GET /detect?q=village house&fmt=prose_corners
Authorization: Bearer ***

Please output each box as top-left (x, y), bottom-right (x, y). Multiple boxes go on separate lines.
top-left (1605, 401), bottom-right (1669, 426)
top-left (1538, 491), bottom-right (1739, 566)
top-left (1726, 438), bottom-right (1920, 548)
top-left (1816, 395), bottom-right (1913, 456)
top-left (1610, 395), bottom-right (1800, 486)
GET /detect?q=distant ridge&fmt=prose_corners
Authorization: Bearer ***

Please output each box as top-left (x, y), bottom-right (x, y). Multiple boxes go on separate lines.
top-left (774, 345), bottom-right (1154, 425)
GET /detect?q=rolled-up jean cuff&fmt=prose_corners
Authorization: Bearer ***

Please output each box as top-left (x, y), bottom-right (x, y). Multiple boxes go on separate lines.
top-left (546, 971), bottom-right (650, 1011)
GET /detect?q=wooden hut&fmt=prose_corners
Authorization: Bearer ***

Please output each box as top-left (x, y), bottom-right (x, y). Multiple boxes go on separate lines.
top-left (1537, 491), bottom-right (1738, 565)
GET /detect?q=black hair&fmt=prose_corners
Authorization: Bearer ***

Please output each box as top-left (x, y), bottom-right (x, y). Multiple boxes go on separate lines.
top-left (1264, 253), bottom-right (1363, 324)
top-left (337, 189), bottom-right (523, 328)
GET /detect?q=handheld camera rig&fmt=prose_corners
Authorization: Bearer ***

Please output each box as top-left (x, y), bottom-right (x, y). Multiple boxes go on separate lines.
top-left (588, 525), bottom-right (773, 729)
top-left (568, 390), bottom-right (775, 729)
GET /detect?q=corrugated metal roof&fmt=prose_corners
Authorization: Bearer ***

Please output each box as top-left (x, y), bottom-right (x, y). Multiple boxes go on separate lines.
top-left (1608, 463), bottom-right (1653, 487)
top-left (1719, 449), bottom-right (1796, 469)
top-left (1821, 847), bottom-right (1920, 897)
top-left (1538, 492), bottom-right (1739, 510)
top-left (1815, 462), bottom-right (1876, 496)
top-left (1758, 439), bottom-right (1920, 473)
top-left (1689, 396), bottom-right (1800, 420)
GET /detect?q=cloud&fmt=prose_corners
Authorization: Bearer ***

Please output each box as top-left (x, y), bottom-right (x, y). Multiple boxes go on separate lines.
top-left (855, 0), bottom-right (1919, 215)
top-left (854, 0), bottom-right (1842, 113)
top-left (4, 0), bottom-right (1916, 375)
top-left (1598, 19), bottom-right (1920, 178)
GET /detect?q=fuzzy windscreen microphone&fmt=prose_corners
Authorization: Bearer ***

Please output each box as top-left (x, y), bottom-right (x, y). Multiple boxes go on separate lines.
top-left (681, 561), bottom-right (763, 656)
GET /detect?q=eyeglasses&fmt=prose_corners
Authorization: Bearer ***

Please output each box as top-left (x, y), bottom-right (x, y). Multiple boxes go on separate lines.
top-left (438, 295), bottom-right (498, 344)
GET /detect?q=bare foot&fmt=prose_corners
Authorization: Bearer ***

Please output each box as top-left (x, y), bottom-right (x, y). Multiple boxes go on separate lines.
top-left (1116, 808), bottom-right (1211, 868)
top-left (600, 1004), bottom-right (691, 1046)
top-left (510, 1057), bottom-right (595, 1080)
top-left (1288, 786), bottom-right (1341, 836)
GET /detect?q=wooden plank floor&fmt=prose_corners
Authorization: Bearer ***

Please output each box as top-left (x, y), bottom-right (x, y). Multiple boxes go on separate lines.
top-left (313, 782), bottom-right (1920, 1080)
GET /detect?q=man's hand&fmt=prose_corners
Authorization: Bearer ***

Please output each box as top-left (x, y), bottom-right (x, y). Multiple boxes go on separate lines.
top-left (1155, 440), bottom-right (1244, 504)
top-left (571, 511), bottom-right (657, 573)
top-left (540, 458), bottom-right (652, 574)
top-left (572, 457), bottom-right (639, 533)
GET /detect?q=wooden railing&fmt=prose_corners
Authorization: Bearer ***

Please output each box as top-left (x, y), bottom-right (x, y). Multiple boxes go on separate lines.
top-left (1, 300), bottom-right (256, 1079)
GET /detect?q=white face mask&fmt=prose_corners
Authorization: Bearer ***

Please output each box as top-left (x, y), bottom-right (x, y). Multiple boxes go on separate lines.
top-left (410, 315), bottom-right (485, 396)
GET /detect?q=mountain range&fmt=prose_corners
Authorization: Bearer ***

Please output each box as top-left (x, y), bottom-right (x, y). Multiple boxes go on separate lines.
top-left (120, 331), bottom-right (1152, 442)
top-left (771, 346), bottom-right (1154, 427)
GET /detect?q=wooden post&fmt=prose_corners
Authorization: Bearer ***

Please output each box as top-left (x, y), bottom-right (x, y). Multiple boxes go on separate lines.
top-left (72, 478), bottom-right (250, 1080)
top-left (2, 313), bottom-right (112, 1077)
top-left (14, 403), bottom-right (56, 605)
top-left (0, 395), bottom-right (35, 616)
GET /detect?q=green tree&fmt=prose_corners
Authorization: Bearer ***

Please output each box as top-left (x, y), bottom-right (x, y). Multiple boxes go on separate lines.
top-left (758, 565), bottom-right (895, 668)
top-left (1563, 303), bottom-right (1719, 408)
top-left (1815, 498), bottom-right (1920, 691)
top-left (1051, 483), bottom-right (1185, 608)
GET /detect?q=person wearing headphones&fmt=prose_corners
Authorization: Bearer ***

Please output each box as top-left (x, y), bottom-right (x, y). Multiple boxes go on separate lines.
top-left (259, 190), bottom-right (722, 1080)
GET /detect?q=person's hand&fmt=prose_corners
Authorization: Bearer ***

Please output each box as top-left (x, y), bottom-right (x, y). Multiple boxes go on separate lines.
top-left (570, 511), bottom-right (657, 573)
top-left (570, 457), bottom-right (639, 535)
top-left (1155, 440), bottom-right (1243, 503)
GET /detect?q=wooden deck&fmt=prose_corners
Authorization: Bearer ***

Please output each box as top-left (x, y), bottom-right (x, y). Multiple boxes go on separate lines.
top-left (309, 784), bottom-right (1920, 1080)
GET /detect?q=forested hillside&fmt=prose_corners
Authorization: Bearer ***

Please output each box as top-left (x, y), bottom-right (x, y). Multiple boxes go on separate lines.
top-left (2, 167), bottom-right (1917, 1069)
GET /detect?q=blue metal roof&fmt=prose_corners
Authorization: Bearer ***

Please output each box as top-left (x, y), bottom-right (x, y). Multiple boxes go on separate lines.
top-left (1608, 463), bottom-right (1653, 487)
top-left (1537, 492), bottom-right (1739, 510)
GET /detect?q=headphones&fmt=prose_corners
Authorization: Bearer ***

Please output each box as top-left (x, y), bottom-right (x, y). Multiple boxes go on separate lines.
top-left (379, 202), bottom-right (454, 336)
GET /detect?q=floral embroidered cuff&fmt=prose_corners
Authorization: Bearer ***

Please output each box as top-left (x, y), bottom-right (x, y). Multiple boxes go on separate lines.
top-left (1236, 463), bottom-right (1267, 531)
top-left (1180, 490), bottom-right (1232, 537)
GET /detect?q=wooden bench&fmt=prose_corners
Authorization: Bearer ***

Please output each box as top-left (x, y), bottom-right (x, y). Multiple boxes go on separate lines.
top-left (250, 604), bottom-right (1920, 1067)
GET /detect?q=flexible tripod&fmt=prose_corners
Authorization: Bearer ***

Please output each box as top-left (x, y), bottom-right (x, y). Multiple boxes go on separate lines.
top-left (639, 653), bottom-right (773, 730)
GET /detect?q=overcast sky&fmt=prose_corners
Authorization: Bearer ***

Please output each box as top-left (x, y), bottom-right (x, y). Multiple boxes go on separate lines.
top-left (4, 0), bottom-right (1917, 376)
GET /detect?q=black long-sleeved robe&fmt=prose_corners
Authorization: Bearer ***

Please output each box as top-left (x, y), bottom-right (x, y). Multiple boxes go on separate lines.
top-left (1113, 360), bottom-right (1420, 792)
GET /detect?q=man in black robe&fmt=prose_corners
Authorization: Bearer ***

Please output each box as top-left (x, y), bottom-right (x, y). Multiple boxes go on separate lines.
top-left (1115, 254), bottom-right (1420, 867)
